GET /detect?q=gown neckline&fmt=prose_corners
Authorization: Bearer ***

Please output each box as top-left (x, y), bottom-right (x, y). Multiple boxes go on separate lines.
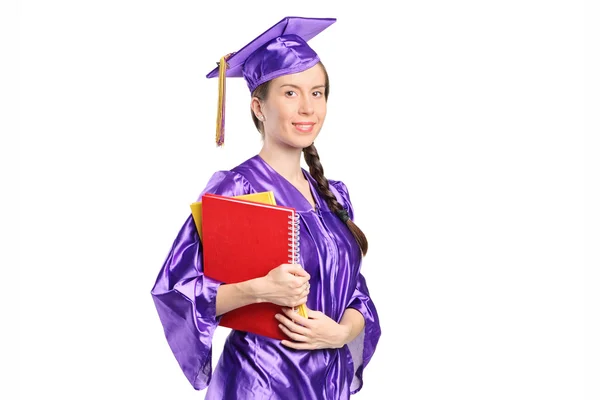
top-left (254, 154), bottom-right (322, 213)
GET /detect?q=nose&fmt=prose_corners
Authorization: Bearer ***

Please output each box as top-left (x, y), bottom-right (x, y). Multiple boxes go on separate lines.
top-left (298, 94), bottom-right (314, 116)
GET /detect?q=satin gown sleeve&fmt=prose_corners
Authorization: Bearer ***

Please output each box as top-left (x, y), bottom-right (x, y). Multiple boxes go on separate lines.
top-left (150, 171), bottom-right (253, 390)
top-left (329, 179), bottom-right (382, 394)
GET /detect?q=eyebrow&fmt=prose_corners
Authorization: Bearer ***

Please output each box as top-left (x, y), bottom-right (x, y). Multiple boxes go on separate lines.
top-left (279, 84), bottom-right (326, 90)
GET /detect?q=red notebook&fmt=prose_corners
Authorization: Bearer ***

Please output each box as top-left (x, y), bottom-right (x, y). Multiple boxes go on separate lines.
top-left (201, 193), bottom-right (301, 340)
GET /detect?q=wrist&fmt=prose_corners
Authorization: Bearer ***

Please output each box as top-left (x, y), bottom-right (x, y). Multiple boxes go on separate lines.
top-left (241, 277), bottom-right (266, 304)
top-left (337, 322), bottom-right (352, 347)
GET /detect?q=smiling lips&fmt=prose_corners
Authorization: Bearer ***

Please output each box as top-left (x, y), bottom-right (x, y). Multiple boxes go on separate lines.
top-left (292, 122), bottom-right (315, 133)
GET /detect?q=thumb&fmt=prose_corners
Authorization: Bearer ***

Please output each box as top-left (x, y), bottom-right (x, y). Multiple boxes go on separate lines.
top-left (306, 308), bottom-right (319, 319)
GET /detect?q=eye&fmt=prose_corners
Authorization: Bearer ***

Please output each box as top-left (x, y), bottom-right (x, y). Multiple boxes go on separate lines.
top-left (312, 91), bottom-right (323, 98)
top-left (285, 90), bottom-right (297, 97)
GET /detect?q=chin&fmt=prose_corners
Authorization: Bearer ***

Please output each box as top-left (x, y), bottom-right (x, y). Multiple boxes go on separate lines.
top-left (285, 135), bottom-right (319, 150)
top-left (287, 128), bottom-right (321, 148)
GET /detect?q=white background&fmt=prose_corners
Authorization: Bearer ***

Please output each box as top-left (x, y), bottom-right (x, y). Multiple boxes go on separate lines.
top-left (8, 0), bottom-right (598, 399)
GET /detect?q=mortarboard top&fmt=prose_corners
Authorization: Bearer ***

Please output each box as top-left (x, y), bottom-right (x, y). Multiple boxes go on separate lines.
top-left (207, 16), bottom-right (336, 146)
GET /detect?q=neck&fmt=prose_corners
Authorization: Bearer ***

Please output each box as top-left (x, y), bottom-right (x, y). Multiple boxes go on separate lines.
top-left (258, 144), bottom-right (305, 183)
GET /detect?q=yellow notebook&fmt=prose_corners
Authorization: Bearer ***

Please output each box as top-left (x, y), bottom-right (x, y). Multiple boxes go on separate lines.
top-left (190, 191), bottom-right (308, 318)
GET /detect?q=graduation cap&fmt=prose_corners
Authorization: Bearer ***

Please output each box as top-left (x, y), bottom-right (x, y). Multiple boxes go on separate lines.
top-left (206, 16), bottom-right (337, 146)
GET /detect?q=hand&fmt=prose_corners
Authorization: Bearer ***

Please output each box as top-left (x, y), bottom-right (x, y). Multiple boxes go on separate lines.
top-left (253, 264), bottom-right (310, 307)
top-left (275, 306), bottom-right (351, 350)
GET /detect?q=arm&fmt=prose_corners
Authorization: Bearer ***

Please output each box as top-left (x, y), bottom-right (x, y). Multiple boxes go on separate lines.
top-left (339, 307), bottom-right (366, 345)
top-left (215, 279), bottom-right (261, 316)
top-left (150, 170), bottom-right (255, 390)
top-left (216, 264), bottom-right (310, 316)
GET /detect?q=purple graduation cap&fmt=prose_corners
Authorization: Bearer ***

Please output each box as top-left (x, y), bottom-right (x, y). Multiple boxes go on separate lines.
top-left (206, 16), bottom-right (336, 146)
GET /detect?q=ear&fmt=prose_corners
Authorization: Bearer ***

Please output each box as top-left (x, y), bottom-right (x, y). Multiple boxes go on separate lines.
top-left (250, 97), bottom-right (264, 119)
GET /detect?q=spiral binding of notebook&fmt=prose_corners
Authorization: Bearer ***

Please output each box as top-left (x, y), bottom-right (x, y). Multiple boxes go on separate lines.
top-left (288, 213), bottom-right (300, 263)
top-left (288, 212), bottom-right (308, 318)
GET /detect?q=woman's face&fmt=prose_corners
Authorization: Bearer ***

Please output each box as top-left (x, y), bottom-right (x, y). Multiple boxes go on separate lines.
top-left (258, 64), bottom-right (327, 150)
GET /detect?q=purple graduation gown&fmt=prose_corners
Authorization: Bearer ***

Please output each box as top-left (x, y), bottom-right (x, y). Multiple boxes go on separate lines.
top-left (151, 155), bottom-right (381, 399)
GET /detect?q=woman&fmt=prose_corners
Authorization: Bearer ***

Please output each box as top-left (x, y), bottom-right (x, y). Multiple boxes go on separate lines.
top-left (151, 16), bottom-right (381, 399)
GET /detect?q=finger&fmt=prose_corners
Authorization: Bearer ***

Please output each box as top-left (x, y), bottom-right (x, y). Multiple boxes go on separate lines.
top-left (292, 296), bottom-right (308, 308)
top-left (281, 340), bottom-right (316, 350)
top-left (296, 281), bottom-right (310, 294)
top-left (281, 307), bottom-right (312, 328)
top-left (293, 277), bottom-right (310, 289)
top-left (287, 264), bottom-right (310, 278)
top-left (276, 312), bottom-right (311, 334)
top-left (289, 297), bottom-right (308, 308)
top-left (278, 324), bottom-right (308, 342)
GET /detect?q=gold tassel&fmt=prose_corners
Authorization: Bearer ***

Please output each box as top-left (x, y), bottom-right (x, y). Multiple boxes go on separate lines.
top-left (296, 303), bottom-right (309, 318)
top-left (215, 53), bottom-right (232, 147)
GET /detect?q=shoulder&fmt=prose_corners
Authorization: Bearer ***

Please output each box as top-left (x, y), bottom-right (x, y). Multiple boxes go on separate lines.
top-left (198, 155), bottom-right (270, 200)
top-left (328, 179), bottom-right (355, 220)
top-left (197, 170), bottom-right (254, 200)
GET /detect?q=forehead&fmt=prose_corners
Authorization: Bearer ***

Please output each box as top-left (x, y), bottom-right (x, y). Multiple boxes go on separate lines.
top-left (271, 64), bottom-right (326, 87)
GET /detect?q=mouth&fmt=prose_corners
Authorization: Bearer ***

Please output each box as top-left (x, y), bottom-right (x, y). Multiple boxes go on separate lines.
top-left (292, 122), bottom-right (316, 133)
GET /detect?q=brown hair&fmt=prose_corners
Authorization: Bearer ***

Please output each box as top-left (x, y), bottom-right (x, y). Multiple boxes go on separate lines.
top-left (250, 62), bottom-right (369, 256)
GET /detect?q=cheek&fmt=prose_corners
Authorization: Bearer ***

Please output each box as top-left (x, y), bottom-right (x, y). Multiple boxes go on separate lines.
top-left (277, 103), bottom-right (297, 123)
top-left (317, 103), bottom-right (327, 119)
